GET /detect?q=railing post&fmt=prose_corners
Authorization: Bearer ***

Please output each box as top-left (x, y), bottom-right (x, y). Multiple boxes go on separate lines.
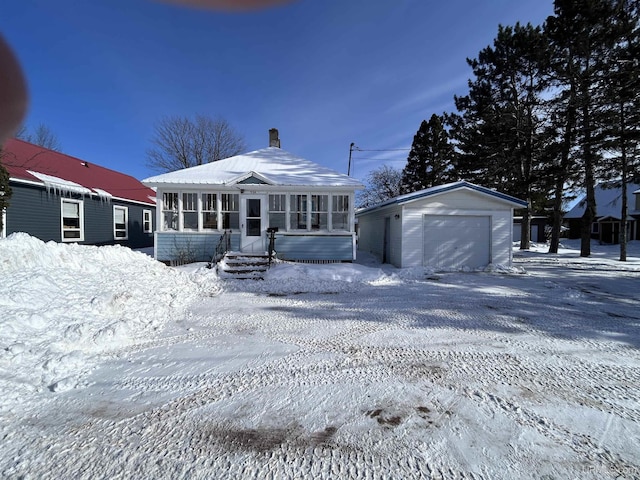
top-left (267, 227), bottom-right (278, 266)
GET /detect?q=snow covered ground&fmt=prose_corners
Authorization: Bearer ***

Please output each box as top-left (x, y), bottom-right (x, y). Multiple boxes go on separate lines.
top-left (1, 234), bottom-right (639, 479)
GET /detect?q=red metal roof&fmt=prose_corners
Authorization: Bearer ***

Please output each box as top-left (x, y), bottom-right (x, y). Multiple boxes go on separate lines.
top-left (1, 138), bottom-right (155, 206)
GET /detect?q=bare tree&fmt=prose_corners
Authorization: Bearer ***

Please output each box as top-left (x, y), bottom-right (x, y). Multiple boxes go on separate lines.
top-left (16, 123), bottom-right (62, 151)
top-left (146, 115), bottom-right (246, 172)
top-left (357, 165), bottom-right (402, 208)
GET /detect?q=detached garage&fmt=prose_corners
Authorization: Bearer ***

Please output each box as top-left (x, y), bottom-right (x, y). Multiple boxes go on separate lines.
top-left (356, 181), bottom-right (527, 270)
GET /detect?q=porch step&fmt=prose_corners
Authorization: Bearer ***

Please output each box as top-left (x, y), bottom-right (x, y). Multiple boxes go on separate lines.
top-left (217, 252), bottom-right (271, 280)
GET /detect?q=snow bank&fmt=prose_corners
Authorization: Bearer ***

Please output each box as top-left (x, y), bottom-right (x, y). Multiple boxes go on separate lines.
top-left (0, 233), bottom-right (221, 404)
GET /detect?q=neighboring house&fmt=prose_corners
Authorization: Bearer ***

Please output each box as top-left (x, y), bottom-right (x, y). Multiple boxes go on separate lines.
top-left (564, 181), bottom-right (640, 244)
top-left (356, 181), bottom-right (527, 270)
top-left (1, 138), bottom-right (156, 248)
top-left (142, 129), bottom-right (364, 264)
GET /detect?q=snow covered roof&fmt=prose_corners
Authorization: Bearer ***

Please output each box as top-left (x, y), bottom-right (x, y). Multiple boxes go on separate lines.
top-left (2, 138), bottom-right (156, 206)
top-left (141, 147), bottom-right (364, 189)
top-left (357, 181), bottom-right (527, 215)
top-left (564, 182), bottom-right (640, 219)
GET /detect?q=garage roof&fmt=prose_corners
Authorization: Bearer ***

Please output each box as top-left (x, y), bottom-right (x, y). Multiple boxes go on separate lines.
top-left (357, 181), bottom-right (527, 214)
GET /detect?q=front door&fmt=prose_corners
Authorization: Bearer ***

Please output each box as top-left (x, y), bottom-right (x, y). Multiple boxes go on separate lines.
top-left (240, 195), bottom-right (266, 252)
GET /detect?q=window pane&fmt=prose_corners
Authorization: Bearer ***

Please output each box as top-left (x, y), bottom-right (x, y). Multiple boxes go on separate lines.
top-left (114, 208), bottom-right (125, 223)
top-left (223, 212), bottom-right (239, 229)
top-left (247, 218), bottom-right (261, 236)
top-left (63, 202), bottom-right (79, 218)
top-left (203, 212), bottom-right (217, 230)
top-left (247, 199), bottom-right (260, 218)
top-left (269, 212), bottom-right (286, 230)
top-left (183, 212), bottom-right (198, 230)
top-left (163, 212), bottom-right (177, 231)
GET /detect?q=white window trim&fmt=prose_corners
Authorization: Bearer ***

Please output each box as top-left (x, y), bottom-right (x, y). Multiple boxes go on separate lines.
top-left (61, 198), bottom-right (84, 242)
top-left (143, 209), bottom-right (153, 233)
top-left (113, 205), bottom-right (129, 240)
top-left (1, 208), bottom-right (6, 238)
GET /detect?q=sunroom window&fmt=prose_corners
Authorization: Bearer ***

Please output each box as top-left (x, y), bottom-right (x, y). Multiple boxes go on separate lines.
top-left (162, 192), bottom-right (178, 231)
top-left (268, 194), bottom-right (286, 230)
top-left (202, 193), bottom-right (217, 230)
top-left (61, 199), bottom-right (84, 242)
top-left (182, 193), bottom-right (198, 230)
top-left (290, 194), bottom-right (308, 230)
top-left (221, 194), bottom-right (239, 229)
top-left (113, 206), bottom-right (128, 239)
top-left (311, 195), bottom-right (328, 230)
top-left (332, 195), bottom-right (349, 230)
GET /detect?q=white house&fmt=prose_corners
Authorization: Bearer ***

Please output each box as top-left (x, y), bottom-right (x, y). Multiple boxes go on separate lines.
top-left (142, 130), bottom-right (364, 264)
top-left (356, 181), bottom-right (527, 270)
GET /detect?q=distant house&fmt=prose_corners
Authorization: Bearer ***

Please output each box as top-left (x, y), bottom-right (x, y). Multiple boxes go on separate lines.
top-left (564, 181), bottom-right (640, 244)
top-left (513, 216), bottom-right (548, 243)
top-left (1, 138), bottom-right (156, 248)
top-left (356, 181), bottom-right (527, 270)
top-left (142, 129), bottom-right (364, 264)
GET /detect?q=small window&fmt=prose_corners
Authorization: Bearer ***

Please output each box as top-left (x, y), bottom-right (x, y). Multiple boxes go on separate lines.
top-left (221, 193), bottom-right (239, 229)
top-left (290, 194), bottom-right (308, 230)
top-left (268, 194), bottom-right (286, 230)
top-left (162, 192), bottom-right (178, 231)
top-left (182, 193), bottom-right (198, 230)
top-left (143, 210), bottom-right (152, 233)
top-left (311, 195), bottom-right (328, 230)
top-left (332, 195), bottom-right (349, 230)
top-left (61, 199), bottom-right (84, 242)
top-left (114, 206), bottom-right (128, 239)
top-left (202, 193), bottom-right (217, 230)
top-left (591, 222), bottom-right (599, 234)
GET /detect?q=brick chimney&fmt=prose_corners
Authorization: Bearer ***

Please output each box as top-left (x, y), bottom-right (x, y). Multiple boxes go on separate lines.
top-left (269, 128), bottom-right (281, 148)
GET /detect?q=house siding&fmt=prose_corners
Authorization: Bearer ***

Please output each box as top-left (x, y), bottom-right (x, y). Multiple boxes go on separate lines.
top-left (6, 183), bottom-right (60, 242)
top-left (274, 234), bottom-right (354, 261)
top-left (156, 231), bottom-right (240, 263)
top-left (6, 182), bottom-right (155, 248)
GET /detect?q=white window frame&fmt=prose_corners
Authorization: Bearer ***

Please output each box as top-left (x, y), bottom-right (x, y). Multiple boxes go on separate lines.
top-left (143, 209), bottom-right (153, 233)
top-left (162, 192), bottom-right (178, 231)
top-left (1, 208), bottom-right (6, 238)
top-left (61, 198), bottom-right (84, 242)
top-left (181, 192), bottom-right (199, 231)
top-left (201, 193), bottom-right (218, 230)
top-left (331, 194), bottom-right (350, 231)
top-left (113, 205), bottom-right (129, 240)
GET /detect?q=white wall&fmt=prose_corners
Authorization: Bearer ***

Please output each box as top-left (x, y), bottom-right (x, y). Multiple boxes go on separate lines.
top-left (401, 189), bottom-right (515, 268)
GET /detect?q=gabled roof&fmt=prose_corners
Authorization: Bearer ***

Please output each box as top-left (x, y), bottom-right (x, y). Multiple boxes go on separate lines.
top-left (141, 147), bottom-right (364, 189)
top-left (356, 181), bottom-right (527, 215)
top-left (1, 138), bottom-right (156, 206)
top-left (564, 181), bottom-right (640, 219)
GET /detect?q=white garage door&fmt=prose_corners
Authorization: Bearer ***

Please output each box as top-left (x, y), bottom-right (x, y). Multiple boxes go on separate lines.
top-left (423, 215), bottom-right (491, 269)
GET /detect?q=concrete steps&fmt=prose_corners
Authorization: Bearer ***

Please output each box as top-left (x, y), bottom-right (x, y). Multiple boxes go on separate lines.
top-left (217, 252), bottom-right (271, 280)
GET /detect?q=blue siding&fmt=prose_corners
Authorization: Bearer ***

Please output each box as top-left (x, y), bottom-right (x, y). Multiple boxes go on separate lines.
top-left (274, 234), bottom-right (354, 261)
top-left (156, 232), bottom-right (240, 262)
top-left (6, 182), bottom-right (155, 248)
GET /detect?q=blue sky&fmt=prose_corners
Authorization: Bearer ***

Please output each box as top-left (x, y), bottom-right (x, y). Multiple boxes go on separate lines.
top-left (2, 0), bottom-right (554, 183)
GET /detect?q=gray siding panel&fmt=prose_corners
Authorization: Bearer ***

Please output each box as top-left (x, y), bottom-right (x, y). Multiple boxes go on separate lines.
top-left (6, 184), bottom-right (61, 241)
top-left (274, 234), bottom-right (354, 261)
top-left (156, 232), bottom-right (240, 262)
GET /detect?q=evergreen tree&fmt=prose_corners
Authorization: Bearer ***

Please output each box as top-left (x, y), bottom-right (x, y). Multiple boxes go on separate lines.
top-left (546, 0), bottom-right (619, 257)
top-left (449, 23), bottom-right (552, 249)
top-left (599, 0), bottom-right (640, 260)
top-left (400, 114), bottom-right (455, 194)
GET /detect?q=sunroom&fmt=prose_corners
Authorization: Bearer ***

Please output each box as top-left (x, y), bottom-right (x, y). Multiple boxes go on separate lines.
top-left (142, 134), bottom-right (363, 264)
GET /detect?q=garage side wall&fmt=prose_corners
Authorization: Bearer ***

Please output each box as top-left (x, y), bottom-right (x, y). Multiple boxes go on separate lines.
top-left (357, 206), bottom-right (402, 264)
top-left (401, 190), bottom-right (515, 268)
